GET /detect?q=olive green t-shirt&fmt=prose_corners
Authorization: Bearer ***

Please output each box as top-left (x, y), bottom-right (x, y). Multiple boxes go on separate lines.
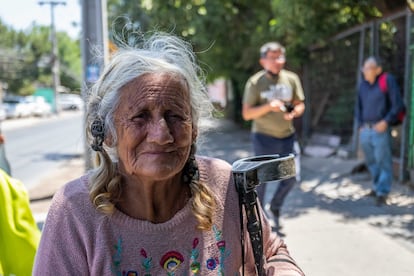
top-left (243, 69), bottom-right (305, 138)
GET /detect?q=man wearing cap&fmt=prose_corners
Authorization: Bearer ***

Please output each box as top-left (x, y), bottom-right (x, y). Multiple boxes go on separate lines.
top-left (242, 41), bottom-right (305, 231)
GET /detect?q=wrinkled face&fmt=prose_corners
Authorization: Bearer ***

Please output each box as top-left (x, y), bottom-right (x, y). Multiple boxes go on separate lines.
top-left (113, 73), bottom-right (195, 181)
top-left (259, 50), bottom-right (286, 75)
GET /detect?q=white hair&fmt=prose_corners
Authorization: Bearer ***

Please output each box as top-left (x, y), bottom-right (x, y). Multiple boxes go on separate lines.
top-left (86, 32), bottom-right (213, 161)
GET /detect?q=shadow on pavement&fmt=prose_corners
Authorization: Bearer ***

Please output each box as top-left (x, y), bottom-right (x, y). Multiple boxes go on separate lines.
top-left (44, 153), bottom-right (83, 161)
top-left (285, 167), bottom-right (414, 250)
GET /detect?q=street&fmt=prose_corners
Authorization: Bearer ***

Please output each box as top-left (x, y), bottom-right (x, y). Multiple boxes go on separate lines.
top-left (2, 111), bottom-right (84, 189)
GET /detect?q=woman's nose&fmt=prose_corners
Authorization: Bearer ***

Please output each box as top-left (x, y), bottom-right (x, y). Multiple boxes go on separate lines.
top-left (147, 118), bottom-right (174, 144)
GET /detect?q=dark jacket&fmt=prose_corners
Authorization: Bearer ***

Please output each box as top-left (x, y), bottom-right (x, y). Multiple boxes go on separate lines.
top-left (356, 72), bottom-right (404, 127)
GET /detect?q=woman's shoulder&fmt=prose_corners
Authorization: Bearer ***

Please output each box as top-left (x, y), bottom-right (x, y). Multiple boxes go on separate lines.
top-left (59, 174), bottom-right (89, 196)
top-left (196, 155), bottom-right (232, 173)
top-left (51, 174), bottom-right (92, 214)
top-left (196, 155), bottom-right (233, 195)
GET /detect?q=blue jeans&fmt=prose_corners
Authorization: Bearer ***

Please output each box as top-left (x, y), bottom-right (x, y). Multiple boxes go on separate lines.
top-left (252, 132), bottom-right (296, 212)
top-left (359, 127), bottom-right (393, 196)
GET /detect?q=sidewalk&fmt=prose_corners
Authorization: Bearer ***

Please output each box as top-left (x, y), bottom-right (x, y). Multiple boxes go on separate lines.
top-left (285, 155), bottom-right (414, 275)
top-left (29, 157), bottom-right (85, 226)
top-left (29, 117), bottom-right (414, 276)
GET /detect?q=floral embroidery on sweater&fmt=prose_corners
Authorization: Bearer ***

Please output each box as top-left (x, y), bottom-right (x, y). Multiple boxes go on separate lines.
top-left (140, 248), bottom-right (152, 274)
top-left (189, 238), bottom-right (201, 274)
top-left (124, 271), bottom-right (138, 275)
top-left (111, 237), bottom-right (123, 276)
top-left (212, 225), bottom-right (230, 274)
top-left (160, 251), bottom-right (184, 275)
top-left (110, 225), bottom-right (230, 275)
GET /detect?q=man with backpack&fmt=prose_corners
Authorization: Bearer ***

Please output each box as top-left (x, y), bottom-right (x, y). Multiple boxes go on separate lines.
top-left (356, 56), bottom-right (406, 206)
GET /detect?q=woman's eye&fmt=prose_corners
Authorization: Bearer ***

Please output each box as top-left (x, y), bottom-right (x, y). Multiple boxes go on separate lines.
top-left (167, 115), bottom-right (182, 122)
top-left (166, 111), bottom-right (184, 121)
top-left (131, 111), bottom-right (149, 121)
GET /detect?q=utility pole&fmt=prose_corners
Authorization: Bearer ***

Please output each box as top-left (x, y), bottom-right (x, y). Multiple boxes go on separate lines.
top-left (81, 0), bottom-right (109, 169)
top-left (38, 1), bottom-right (66, 114)
top-left (81, 0), bottom-right (109, 84)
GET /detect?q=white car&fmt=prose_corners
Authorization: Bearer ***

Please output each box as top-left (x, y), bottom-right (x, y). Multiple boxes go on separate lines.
top-left (26, 96), bottom-right (52, 117)
top-left (57, 94), bottom-right (84, 111)
top-left (3, 96), bottom-right (34, 118)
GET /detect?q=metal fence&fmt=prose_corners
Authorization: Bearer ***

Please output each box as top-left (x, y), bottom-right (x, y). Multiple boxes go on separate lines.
top-left (303, 8), bottom-right (412, 181)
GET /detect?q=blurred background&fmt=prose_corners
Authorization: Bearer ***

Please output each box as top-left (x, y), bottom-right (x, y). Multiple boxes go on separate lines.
top-left (1, 1), bottom-right (414, 275)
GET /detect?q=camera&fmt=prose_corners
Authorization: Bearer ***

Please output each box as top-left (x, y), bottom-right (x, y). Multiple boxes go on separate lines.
top-left (284, 103), bottom-right (294, 113)
top-left (278, 102), bottom-right (294, 113)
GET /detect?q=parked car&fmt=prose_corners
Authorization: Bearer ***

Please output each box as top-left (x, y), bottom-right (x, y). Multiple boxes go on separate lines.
top-left (57, 93), bottom-right (84, 111)
top-left (26, 96), bottom-right (52, 117)
top-left (3, 96), bottom-right (34, 118)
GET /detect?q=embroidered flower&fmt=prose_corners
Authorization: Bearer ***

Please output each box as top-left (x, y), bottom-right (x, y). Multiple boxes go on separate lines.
top-left (125, 271), bottom-right (138, 276)
top-left (216, 240), bottom-right (226, 252)
top-left (212, 225), bottom-right (231, 273)
top-left (206, 258), bottom-right (218, 270)
top-left (189, 238), bottom-right (200, 274)
top-left (160, 251), bottom-right (184, 273)
top-left (213, 225), bottom-right (222, 241)
top-left (140, 248), bottom-right (152, 273)
top-left (190, 262), bottom-right (201, 273)
top-left (111, 237), bottom-right (123, 276)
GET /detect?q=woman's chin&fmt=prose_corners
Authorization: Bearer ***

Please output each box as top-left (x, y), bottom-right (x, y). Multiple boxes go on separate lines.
top-left (132, 164), bottom-right (182, 180)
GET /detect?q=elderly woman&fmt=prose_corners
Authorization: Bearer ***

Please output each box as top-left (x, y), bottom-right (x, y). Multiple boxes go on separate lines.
top-left (33, 32), bottom-right (303, 275)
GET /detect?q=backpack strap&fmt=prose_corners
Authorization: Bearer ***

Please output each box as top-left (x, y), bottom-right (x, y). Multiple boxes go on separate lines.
top-left (378, 72), bottom-right (406, 125)
top-left (378, 72), bottom-right (388, 93)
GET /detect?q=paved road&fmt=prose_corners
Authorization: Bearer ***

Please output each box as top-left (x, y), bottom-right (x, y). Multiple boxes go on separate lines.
top-left (2, 111), bottom-right (84, 189)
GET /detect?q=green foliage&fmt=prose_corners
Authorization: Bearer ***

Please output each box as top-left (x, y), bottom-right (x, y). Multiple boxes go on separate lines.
top-left (105, 0), bottom-right (388, 122)
top-left (57, 33), bottom-right (82, 89)
top-left (268, 0), bottom-right (381, 68)
top-left (324, 91), bottom-right (356, 134)
top-left (0, 19), bottom-right (81, 96)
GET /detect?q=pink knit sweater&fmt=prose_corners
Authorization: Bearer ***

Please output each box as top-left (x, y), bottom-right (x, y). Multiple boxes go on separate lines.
top-left (33, 156), bottom-right (303, 275)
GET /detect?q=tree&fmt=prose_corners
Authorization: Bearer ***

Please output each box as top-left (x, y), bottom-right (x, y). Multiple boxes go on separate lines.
top-left (105, 0), bottom-right (405, 121)
top-left (0, 19), bottom-right (81, 95)
top-left (55, 32), bottom-right (82, 92)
